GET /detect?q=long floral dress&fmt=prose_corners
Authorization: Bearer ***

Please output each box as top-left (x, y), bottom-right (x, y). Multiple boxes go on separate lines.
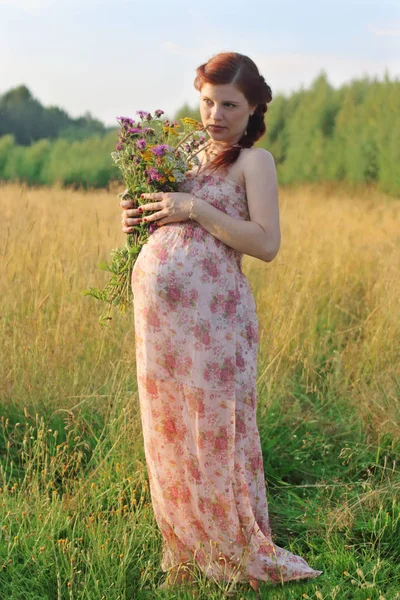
top-left (131, 171), bottom-right (323, 585)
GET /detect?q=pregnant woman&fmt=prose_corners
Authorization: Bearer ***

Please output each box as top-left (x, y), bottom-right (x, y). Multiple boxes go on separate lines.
top-left (120, 51), bottom-right (323, 594)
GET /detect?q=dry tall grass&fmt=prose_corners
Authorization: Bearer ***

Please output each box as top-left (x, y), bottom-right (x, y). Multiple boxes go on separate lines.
top-left (1, 181), bottom-right (399, 598)
top-left (0, 181), bottom-right (399, 436)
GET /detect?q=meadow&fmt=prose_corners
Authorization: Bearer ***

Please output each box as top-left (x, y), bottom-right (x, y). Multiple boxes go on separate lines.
top-left (0, 181), bottom-right (399, 599)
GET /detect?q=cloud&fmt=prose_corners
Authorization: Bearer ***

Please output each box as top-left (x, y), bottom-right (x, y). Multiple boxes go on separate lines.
top-left (0, 0), bottom-right (88, 11)
top-left (153, 46), bottom-right (400, 113)
top-left (161, 41), bottom-right (193, 57)
top-left (160, 39), bottom-right (227, 60)
top-left (157, 43), bottom-right (400, 102)
top-left (251, 52), bottom-right (400, 96)
top-left (367, 23), bottom-right (400, 37)
top-left (367, 21), bottom-right (400, 37)
top-left (0, 0), bottom-right (54, 8)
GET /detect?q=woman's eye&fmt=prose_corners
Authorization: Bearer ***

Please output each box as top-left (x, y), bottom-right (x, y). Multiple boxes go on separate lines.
top-left (203, 100), bottom-right (235, 107)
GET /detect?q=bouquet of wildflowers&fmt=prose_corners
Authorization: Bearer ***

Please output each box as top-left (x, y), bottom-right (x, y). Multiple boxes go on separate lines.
top-left (84, 110), bottom-right (208, 325)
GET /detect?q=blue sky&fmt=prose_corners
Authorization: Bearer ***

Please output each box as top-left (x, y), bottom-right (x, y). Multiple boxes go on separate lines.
top-left (1, 0), bottom-right (399, 126)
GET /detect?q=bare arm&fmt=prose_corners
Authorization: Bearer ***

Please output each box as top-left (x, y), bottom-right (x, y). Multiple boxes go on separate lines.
top-left (191, 149), bottom-right (281, 262)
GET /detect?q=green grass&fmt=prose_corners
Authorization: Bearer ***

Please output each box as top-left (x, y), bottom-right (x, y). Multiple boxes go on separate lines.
top-left (0, 182), bottom-right (399, 598)
top-left (1, 386), bottom-right (399, 599)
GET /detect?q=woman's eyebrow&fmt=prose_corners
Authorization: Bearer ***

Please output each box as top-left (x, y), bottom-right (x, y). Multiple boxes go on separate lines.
top-left (201, 95), bottom-right (239, 104)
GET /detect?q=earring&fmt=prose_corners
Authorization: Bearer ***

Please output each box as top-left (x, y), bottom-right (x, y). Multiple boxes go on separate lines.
top-left (245, 113), bottom-right (254, 136)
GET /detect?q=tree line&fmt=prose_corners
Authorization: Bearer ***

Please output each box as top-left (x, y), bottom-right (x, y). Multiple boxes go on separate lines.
top-left (0, 72), bottom-right (399, 196)
top-left (0, 85), bottom-right (112, 145)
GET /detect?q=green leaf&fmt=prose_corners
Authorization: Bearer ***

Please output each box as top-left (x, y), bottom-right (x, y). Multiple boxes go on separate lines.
top-left (97, 261), bottom-right (110, 271)
top-left (82, 287), bottom-right (103, 300)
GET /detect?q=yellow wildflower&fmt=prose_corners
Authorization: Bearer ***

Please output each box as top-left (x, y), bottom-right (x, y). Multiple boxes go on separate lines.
top-left (162, 126), bottom-right (180, 136)
top-left (142, 150), bottom-right (154, 161)
top-left (181, 117), bottom-right (204, 130)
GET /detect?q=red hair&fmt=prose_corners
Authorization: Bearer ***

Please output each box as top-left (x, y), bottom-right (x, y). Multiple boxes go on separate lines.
top-left (194, 51), bottom-right (272, 174)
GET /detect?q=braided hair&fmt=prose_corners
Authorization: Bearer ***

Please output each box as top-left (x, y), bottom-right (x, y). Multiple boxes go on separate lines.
top-left (193, 52), bottom-right (273, 175)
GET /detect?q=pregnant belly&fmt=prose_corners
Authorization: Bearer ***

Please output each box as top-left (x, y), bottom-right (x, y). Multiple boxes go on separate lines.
top-left (131, 222), bottom-right (259, 392)
top-left (131, 222), bottom-right (243, 295)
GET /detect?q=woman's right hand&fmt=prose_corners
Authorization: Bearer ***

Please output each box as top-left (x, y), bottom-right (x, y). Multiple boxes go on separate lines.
top-left (120, 189), bottom-right (143, 233)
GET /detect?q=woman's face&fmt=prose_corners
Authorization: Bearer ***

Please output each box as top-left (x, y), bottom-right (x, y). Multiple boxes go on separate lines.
top-left (199, 82), bottom-right (256, 147)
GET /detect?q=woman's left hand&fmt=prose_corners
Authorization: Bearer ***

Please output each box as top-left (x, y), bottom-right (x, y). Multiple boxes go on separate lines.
top-left (122, 192), bottom-right (193, 230)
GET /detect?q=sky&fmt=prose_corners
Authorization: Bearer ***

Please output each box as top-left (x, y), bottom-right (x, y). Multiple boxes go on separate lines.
top-left (1, 0), bottom-right (399, 126)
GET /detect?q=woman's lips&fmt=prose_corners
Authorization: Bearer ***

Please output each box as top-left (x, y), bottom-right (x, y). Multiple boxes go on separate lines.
top-left (209, 125), bottom-right (225, 130)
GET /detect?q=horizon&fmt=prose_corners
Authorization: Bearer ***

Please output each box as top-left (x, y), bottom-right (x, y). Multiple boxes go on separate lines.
top-left (2, 69), bottom-right (397, 129)
top-left (1, 0), bottom-right (399, 127)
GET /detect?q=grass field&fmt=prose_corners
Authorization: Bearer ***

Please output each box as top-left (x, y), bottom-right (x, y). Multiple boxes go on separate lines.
top-left (0, 181), bottom-right (399, 599)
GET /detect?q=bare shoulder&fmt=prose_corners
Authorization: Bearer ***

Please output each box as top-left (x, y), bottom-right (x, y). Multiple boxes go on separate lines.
top-left (240, 147), bottom-right (280, 259)
top-left (240, 148), bottom-right (278, 200)
top-left (241, 147), bottom-right (276, 177)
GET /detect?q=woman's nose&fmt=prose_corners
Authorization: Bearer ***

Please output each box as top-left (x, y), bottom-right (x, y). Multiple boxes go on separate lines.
top-left (211, 105), bottom-right (223, 119)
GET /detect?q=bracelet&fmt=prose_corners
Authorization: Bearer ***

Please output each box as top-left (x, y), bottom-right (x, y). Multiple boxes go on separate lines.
top-left (188, 195), bottom-right (195, 220)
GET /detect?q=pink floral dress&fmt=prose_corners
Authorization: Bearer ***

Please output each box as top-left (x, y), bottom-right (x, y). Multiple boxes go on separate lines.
top-left (131, 171), bottom-right (323, 585)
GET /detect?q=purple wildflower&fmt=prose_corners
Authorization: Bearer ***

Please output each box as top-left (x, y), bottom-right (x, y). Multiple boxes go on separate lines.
top-left (143, 127), bottom-right (155, 135)
top-left (154, 109), bottom-right (164, 118)
top-left (148, 223), bottom-right (157, 234)
top-left (146, 112), bottom-right (152, 121)
top-left (117, 116), bottom-right (135, 126)
top-left (148, 167), bottom-right (162, 181)
top-left (116, 142), bottom-right (123, 151)
top-left (150, 144), bottom-right (170, 157)
top-left (137, 138), bottom-right (147, 150)
top-left (128, 127), bottom-right (143, 135)
top-left (136, 110), bottom-right (147, 119)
